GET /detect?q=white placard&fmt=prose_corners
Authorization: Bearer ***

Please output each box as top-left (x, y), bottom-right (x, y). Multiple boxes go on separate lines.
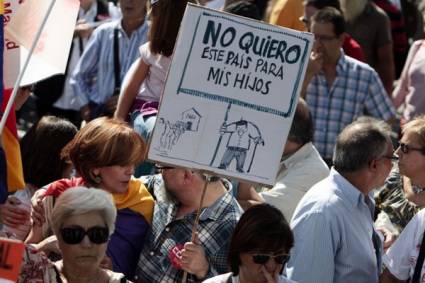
top-left (148, 4), bottom-right (313, 185)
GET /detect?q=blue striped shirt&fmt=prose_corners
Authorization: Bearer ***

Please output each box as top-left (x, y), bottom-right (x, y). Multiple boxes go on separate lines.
top-left (306, 51), bottom-right (396, 159)
top-left (71, 19), bottom-right (148, 107)
top-left (286, 168), bottom-right (382, 283)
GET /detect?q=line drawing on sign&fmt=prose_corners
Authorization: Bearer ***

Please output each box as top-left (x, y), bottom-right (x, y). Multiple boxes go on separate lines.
top-left (214, 114), bottom-right (265, 173)
top-left (157, 107), bottom-right (202, 151)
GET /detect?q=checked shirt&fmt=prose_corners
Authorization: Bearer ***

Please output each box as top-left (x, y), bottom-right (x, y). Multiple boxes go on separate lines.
top-left (306, 51), bottom-right (396, 159)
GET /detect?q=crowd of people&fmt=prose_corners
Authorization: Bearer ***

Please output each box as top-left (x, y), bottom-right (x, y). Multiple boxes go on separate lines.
top-left (2, 0), bottom-right (425, 282)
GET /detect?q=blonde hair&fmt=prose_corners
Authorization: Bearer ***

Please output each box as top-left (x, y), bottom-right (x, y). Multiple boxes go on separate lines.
top-left (402, 115), bottom-right (425, 148)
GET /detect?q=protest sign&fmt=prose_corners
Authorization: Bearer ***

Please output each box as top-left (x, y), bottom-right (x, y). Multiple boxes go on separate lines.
top-left (0, 238), bottom-right (24, 282)
top-left (148, 4), bottom-right (313, 185)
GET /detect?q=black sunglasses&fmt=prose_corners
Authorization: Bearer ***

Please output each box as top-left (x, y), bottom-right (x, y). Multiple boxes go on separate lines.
top-left (60, 226), bottom-right (109, 245)
top-left (251, 253), bottom-right (290, 265)
top-left (398, 142), bottom-right (425, 154)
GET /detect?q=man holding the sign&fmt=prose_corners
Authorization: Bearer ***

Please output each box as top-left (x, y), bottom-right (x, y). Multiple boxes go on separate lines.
top-left (135, 169), bottom-right (242, 283)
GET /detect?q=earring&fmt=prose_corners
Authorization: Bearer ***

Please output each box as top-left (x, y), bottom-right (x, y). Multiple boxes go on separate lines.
top-left (93, 175), bottom-right (102, 184)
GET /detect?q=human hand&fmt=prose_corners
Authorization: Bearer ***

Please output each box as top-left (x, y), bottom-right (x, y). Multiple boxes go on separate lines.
top-left (306, 51), bottom-right (323, 77)
top-left (80, 104), bottom-right (91, 121)
top-left (34, 235), bottom-right (60, 255)
top-left (31, 195), bottom-right (45, 227)
top-left (181, 233), bottom-right (209, 280)
top-left (0, 196), bottom-right (30, 227)
top-left (376, 227), bottom-right (396, 251)
top-left (261, 265), bottom-right (280, 283)
top-left (75, 20), bottom-right (94, 38)
top-left (105, 95), bottom-right (119, 114)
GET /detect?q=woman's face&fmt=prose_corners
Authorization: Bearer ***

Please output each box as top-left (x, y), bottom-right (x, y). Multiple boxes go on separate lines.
top-left (238, 250), bottom-right (288, 283)
top-left (58, 211), bottom-right (109, 270)
top-left (93, 164), bottom-right (135, 194)
top-left (396, 130), bottom-right (425, 186)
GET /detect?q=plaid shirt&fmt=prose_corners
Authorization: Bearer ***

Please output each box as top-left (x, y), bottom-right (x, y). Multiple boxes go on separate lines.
top-left (306, 51), bottom-right (396, 159)
top-left (135, 176), bottom-right (242, 283)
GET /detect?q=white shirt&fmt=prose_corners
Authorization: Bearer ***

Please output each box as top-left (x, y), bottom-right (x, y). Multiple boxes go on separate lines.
top-left (383, 208), bottom-right (425, 281)
top-left (259, 142), bottom-right (329, 220)
top-left (203, 272), bottom-right (297, 283)
top-left (136, 42), bottom-right (172, 102)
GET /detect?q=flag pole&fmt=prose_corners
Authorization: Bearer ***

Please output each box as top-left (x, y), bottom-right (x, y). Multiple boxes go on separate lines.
top-left (0, 0), bottom-right (57, 134)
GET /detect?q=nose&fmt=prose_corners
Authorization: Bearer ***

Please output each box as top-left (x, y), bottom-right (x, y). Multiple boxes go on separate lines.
top-left (80, 235), bottom-right (93, 248)
top-left (264, 258), bottom-right (278, 273)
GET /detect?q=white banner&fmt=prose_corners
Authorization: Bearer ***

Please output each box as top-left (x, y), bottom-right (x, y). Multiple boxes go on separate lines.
top-left (148, 4), bottom-right (313, 185)
top-left (4, 0), bottom-right (79, 87)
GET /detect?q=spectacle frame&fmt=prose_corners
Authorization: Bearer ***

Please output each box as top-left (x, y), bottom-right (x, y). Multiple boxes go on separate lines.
top-left (251, 253), bottom-right (290, 265)
top-left (398, 142), bottom-right (425, 155)
top-left (60, 226), bottom-right (109, 245)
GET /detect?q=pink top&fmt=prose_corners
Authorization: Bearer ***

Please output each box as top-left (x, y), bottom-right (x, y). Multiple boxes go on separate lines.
top-left (393, 40), bottom-right (425, 122)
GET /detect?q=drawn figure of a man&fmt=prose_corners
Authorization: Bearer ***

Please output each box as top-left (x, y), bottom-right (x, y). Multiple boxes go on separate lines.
top-left (218, 119), bottom-right (263, 173)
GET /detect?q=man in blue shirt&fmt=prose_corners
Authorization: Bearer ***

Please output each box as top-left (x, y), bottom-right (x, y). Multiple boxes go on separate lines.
top-left (286, 118), bottom-right (395, 283)
top-left (301, 7), bottom-right (395, 165)
top-left (71, 0), bottom-right (148, 121)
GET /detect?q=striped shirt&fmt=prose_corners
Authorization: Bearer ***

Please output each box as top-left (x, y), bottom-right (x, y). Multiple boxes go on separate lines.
top-left (287, 168), bottom-right (382, 283)
top-left (71, 19), bottom-right (148, 107)
top-left (135, 176), bottom-right (242, 283)
top-left (306, 51), bottom-right (396, 159)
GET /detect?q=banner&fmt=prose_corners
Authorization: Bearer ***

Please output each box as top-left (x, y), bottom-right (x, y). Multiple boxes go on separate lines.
top-left (4, 0), bottom-right (79, 87)
top-left (148, 4), bottom-right (313, 185)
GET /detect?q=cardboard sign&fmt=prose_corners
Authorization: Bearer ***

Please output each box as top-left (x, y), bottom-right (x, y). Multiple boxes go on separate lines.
top-left (0, 237), bottom-right (24, 282)
top-left (148, 4), bottom-right (313, 185)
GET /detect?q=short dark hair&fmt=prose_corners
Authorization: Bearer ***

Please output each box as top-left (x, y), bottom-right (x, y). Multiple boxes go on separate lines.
top-left (62, 117), bottom-right (146, 185)
top-left (311, 6), bottom-right (346, 36)
top-left (224, 0), bottom-right (261, 20)
top-left (20, 116), bottom-right (77, 188)
top-left (304, 0), bottom-right (341, 11)
top-left (333, 120), bottom-right (390, 173)
top-left (228, 203), bottom-right (294, 276)
top-left (288, 99), bottom-right (314, 145)
top-left (149, 0), bottom-right (191, 56)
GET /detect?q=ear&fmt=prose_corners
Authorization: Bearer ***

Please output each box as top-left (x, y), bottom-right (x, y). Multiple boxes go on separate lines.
top-left (368, 158), bottom-right (379, 172)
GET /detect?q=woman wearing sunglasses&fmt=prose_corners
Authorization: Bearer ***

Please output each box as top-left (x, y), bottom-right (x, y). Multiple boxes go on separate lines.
top-left (203, 203), bottom-right (295, 283)
top-left (25, 117), bottom-right (154, 279)
top-left (19, 186), bottom-right (130, 282)
top-left (380, 116), bottom-right (425, 283)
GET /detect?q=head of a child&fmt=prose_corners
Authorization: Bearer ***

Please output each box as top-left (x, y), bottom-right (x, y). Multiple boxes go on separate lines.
top-left (149, 0), bottom-right (194, 56)
top-left (61, 117), bottom-right (146, 190)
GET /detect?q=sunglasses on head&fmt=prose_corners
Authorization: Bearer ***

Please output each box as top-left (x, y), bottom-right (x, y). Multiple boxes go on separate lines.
top-left (398, 142), bottom-right (425, 154)
top-left (60, 226), bottom-right (109, 245)
top-left (251, 253), bottom-right (290, 265)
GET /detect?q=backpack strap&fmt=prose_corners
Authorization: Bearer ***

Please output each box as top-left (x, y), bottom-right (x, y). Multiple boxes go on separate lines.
top-left (410, 232), bottom-right (425, 283)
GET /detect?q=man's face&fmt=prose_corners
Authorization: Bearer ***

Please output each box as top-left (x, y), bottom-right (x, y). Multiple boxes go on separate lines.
top-left (162, 168), bottom-right (185, 196)
top-left (302, 5), bottom-right (319, 31)
top-left (119, 0), bottom-right (146, 20)
top-left (374, 141), bottom-right (395, 188)
top-left (311, 21), bottom-right (343, 62)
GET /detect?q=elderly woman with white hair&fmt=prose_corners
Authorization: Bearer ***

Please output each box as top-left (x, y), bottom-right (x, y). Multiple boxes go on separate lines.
top-left (19, 186), bottom-right (129, 283)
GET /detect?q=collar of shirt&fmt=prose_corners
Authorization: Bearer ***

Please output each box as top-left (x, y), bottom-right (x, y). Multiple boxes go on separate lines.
top-left (281, 142), bottom-right (315, 170)
top-left (115, 17), bottom-right (148, 39)
top-left (329, 167), bottom-right (366, 209)
top-left (79, 1), bottom-right (97, 22)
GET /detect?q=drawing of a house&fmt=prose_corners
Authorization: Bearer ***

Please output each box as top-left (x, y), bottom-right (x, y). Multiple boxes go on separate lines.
top-left (181, 108), bottom-right (201, 131)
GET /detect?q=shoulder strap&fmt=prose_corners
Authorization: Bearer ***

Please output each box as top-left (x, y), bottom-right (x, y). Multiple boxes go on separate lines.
top-left (113, 27), bottom-right (121, 95)
top-left (410, 232), bottom-right (425, 283)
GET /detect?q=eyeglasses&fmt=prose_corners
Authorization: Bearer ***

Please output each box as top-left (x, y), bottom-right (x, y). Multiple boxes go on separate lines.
top-left (251, 253), bottom-right (290, 265)
top-left (381, 155), bottom-right (398, 161)
top-left (60, 226), bottom-right (109, 245)
top-left (155, 164), bottom-right (175, 171)
top-left (398, 142), bottom-right (425, 154)
top-left (314, 34), bottom-right (338, 42)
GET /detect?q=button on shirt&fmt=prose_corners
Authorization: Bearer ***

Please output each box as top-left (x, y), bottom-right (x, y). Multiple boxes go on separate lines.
top-left (306, 51), bottom-right (396, 159)
top-left (286, 168), bottom-right (382, 283)
top-left (71, 19), bottom-right (148, 107)
top-left (135, 184), bottom-right (242, 283)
